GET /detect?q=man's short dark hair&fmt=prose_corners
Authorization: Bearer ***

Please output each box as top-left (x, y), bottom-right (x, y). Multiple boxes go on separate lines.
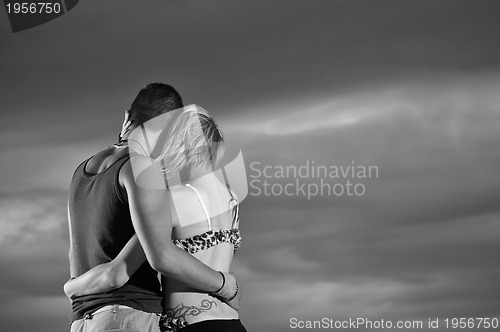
top-left (129, 83), bottom-right (184, 126)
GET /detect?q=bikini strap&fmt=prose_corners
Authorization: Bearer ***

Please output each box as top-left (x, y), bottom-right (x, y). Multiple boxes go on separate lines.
top-left (221, 167), bottom-right (239, 229)
top-left (227, 187), bottom-right (240, 229)
top-left (185, 184), bottom-right (212, 231)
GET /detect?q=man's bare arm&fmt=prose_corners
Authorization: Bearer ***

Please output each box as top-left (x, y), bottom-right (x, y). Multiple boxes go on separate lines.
top-left (121, 156), bottom-right (239, 307)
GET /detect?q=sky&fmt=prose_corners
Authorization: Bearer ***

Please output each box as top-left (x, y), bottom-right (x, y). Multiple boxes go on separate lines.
top-left (1, 1), bottom-right (500, 331)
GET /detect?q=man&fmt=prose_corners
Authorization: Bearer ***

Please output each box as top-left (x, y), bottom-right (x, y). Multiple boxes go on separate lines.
top-left (67, 83), bottom-right (240, 332)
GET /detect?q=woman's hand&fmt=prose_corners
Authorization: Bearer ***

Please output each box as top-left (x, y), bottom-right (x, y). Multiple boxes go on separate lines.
top-left (224, 272), bottom-right (242, 311)
top-left (62, 234), bottom-right (148, 301)
top-left (63, 277), bottom-right (76, 300)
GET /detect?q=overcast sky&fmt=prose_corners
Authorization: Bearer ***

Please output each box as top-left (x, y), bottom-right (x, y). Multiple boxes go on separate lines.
top-left (1, 1), bottom-right (500, 331)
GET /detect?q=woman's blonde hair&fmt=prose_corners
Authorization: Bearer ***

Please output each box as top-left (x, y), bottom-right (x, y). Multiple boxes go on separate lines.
top-left (159, 105), bottom-right (224, 177)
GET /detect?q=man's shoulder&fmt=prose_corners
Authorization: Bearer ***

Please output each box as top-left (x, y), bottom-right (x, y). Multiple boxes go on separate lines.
top-left (118, 154), bottom-right (150, 179)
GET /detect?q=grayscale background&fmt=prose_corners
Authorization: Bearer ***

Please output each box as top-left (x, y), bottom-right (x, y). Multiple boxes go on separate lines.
top-left (1, 1), bottom-right (500, 331)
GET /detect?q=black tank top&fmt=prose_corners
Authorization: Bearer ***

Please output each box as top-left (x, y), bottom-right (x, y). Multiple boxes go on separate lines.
top-left (68, 152), bottom-right (162, 321)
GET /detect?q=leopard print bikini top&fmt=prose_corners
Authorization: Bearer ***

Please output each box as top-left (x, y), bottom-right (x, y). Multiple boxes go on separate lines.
top-left (173, 184), bottom-right (241, 254)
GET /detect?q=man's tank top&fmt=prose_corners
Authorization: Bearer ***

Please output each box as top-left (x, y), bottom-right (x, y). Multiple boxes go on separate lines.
top-left (68, 152), bottom-right (162, 321)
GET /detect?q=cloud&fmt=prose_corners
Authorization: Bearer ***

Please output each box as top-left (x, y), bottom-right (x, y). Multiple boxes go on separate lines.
top-left (234, 207), bottom-right (500, 331)
top-left (221, 75), bottom-right (500, 227)
top-left (0, 189), bottom-right (69, 297)
top-left (2, 1), bottom-right (500, 332)
top-left (0, 139), bottom-right (110, 191)
top-left (222, 73), bottom-right (500, 331)
top-left (0, 189), bottom-right (68, 245)
top-left (0, 295), bottom-right (70, 332)
top-left (2, 73), bottom-right (499, 332)
top-left (236, 260), bottom-right (500, 332)
top-left (223, 73), bottom-right (500, 138)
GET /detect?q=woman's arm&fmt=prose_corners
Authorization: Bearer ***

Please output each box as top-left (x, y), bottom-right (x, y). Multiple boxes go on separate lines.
top-left (63, 235), bottom-right (146, 300)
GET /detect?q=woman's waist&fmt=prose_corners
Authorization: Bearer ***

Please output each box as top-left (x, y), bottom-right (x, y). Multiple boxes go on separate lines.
top-left (162, 292), bottom-right (238, 325)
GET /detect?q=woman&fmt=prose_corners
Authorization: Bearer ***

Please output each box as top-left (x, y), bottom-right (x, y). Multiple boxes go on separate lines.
top-left (64, 105), bottom-right (246, 332)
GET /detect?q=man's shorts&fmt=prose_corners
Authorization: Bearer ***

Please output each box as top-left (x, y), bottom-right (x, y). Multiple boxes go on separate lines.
top-left (70, 305), bottom-right (161, 332)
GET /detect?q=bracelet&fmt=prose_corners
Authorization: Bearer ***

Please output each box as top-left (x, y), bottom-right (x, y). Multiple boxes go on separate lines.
top-left (213, 271), bottom-right (225, 294)
top-left (226, 278), bottom-right (239, 302)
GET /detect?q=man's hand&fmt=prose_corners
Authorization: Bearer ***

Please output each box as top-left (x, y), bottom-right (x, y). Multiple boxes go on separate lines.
top-left (213, 272), bottom-right (241, 310)
top-left (224, 272), bottom-right (242, 310)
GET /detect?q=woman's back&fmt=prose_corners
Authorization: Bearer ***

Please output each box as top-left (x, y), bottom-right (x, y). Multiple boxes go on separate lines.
top-left (161, 175), bottom-right (241, 329)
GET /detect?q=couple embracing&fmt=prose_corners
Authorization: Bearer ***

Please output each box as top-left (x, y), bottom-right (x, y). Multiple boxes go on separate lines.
top-left (65, 83), bottom-right (247, 332)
